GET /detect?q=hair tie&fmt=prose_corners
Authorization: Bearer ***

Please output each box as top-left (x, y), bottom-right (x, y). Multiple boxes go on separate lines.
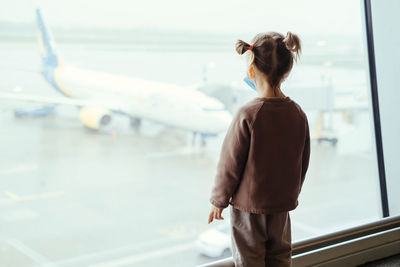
top-left (248, 44), bottom-right (253, 51)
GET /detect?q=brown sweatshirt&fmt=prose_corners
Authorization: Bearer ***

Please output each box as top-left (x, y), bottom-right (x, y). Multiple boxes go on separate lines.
top-left (209, 96), bottom-right (310, 214)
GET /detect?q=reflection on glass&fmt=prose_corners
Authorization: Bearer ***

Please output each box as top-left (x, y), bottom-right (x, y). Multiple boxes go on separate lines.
top-left (0, 1), bottom-right (380, 266)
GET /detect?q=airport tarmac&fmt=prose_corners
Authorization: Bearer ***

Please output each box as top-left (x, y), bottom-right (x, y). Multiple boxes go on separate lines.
top-left (0, 101), bottom-right (381, 266)
top-left (0, 40), bottom-right (382, 266)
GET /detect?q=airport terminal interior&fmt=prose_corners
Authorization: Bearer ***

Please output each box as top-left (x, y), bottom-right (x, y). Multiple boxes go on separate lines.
top-left (0, 0), bottom-right (399, 266)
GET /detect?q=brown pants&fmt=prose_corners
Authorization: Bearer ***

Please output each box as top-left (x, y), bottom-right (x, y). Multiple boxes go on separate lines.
top-left (230, 206), bottom-right (292, 267)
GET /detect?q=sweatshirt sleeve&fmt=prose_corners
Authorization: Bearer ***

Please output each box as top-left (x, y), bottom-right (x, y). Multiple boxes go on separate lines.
top-left (300, 118), bottom-right (311, 188)
top-left (209, 108), bottom-right (251, 208)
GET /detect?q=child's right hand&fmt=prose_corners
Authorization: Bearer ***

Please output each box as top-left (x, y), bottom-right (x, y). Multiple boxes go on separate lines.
top-left (208, 204), bottom-right (225, 224)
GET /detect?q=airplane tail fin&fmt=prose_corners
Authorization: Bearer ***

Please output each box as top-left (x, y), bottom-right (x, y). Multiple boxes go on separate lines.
top-left (36, 8), bottom-right (59, 68)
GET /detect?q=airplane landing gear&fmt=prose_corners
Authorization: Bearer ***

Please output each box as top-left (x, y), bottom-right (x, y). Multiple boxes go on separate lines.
top-left (130, 117), bottom-right (141, 132)
top-left (200, 133), bottom-right (207, 147)
top-left (192, 132), bottom-right (208, 147)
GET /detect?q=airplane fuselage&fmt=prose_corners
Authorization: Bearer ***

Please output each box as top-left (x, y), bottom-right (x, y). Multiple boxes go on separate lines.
top-left (48, 63), bottom-right (232, 134)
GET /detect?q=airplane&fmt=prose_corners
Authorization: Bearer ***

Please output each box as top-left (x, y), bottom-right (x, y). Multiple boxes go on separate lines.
top-left (0, 8), bottom-right (232, 146)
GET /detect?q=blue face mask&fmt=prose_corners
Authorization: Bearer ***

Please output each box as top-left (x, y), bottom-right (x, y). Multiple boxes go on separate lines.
top-left (243, 73), bottom-right (257, 91)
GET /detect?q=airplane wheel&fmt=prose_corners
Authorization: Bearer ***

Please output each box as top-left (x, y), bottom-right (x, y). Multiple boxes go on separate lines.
top-left (201, 138), bottom-right (207, 147)
top-left (130, 118), bottom-right (141, 131)
top-left (331, 138), bottom-right (338, 147)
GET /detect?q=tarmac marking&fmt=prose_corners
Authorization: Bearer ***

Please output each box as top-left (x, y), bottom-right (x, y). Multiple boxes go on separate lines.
top-left (0, 191), bottom-right (65, 205)
top-left (49, 237), bottom-right (184, 267)
top-left (0, 163), bottom-right (38, 175)
top-left (4, 191), bottom-right (21, 201)
top-left (18, 191), bottom-right (65, 201)
top-left (88, 242), bottom-right (195, 267)
top-left (7, 238), bottom-right (52, 266)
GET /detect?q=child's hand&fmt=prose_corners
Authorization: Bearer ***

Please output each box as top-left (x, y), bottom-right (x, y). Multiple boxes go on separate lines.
top-left (208, 204), bottom-right (225, 224)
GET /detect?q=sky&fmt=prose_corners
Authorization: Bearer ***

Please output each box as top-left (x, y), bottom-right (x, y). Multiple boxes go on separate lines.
top-left (0, 0), bottom-right (364, 35)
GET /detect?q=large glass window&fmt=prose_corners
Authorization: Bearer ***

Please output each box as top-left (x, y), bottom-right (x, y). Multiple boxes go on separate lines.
top-left (0, 1), bottom-right (381, 266)
top-left (368, 0), bottom-right (400, 216)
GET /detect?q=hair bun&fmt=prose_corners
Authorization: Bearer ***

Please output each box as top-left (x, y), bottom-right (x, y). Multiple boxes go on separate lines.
top-left (235, 39), bottom-right (251, 55)
top-left (283, 31), bottom-right (301, 60)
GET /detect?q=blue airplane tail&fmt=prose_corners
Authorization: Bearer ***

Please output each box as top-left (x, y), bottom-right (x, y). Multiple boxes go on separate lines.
top-left (36, 8), bottom-right (59, 68)
top-left (35, 8), bottom-right (72, 97)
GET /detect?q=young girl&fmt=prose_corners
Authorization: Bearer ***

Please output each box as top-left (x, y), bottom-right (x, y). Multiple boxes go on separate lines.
top-left (208, 31), bottom-right (310, 267)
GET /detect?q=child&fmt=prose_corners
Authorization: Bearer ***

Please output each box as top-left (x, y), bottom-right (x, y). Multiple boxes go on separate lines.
top-left (208, 32), bottom-right (310, 267)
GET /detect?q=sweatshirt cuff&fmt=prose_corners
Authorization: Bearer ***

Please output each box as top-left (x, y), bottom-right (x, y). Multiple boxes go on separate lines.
top-left (210, 198), bottom-right (228, 209)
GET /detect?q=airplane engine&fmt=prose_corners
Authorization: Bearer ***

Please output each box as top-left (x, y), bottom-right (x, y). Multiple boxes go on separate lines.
top-left (79, 107), bottom-right (111, 130)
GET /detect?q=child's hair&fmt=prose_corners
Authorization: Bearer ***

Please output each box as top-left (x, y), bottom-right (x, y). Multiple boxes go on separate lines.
top-left (235, 31), bottom-right (301, 91)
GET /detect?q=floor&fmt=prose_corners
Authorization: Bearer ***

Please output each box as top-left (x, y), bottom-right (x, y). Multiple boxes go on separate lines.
top-left (359, 254), bottom-right (400, 267)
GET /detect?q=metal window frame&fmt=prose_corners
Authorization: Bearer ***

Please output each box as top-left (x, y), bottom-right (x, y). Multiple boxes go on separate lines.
top-left (364, 0), bottom-right (390, 218)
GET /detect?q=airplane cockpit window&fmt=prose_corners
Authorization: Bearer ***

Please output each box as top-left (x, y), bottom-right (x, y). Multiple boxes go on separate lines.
top-left (0, 1), bottom-right (382, 266)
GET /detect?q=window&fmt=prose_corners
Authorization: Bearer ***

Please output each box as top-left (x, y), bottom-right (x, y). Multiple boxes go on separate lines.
top-left (0, 1), bottom-right (382, 266)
